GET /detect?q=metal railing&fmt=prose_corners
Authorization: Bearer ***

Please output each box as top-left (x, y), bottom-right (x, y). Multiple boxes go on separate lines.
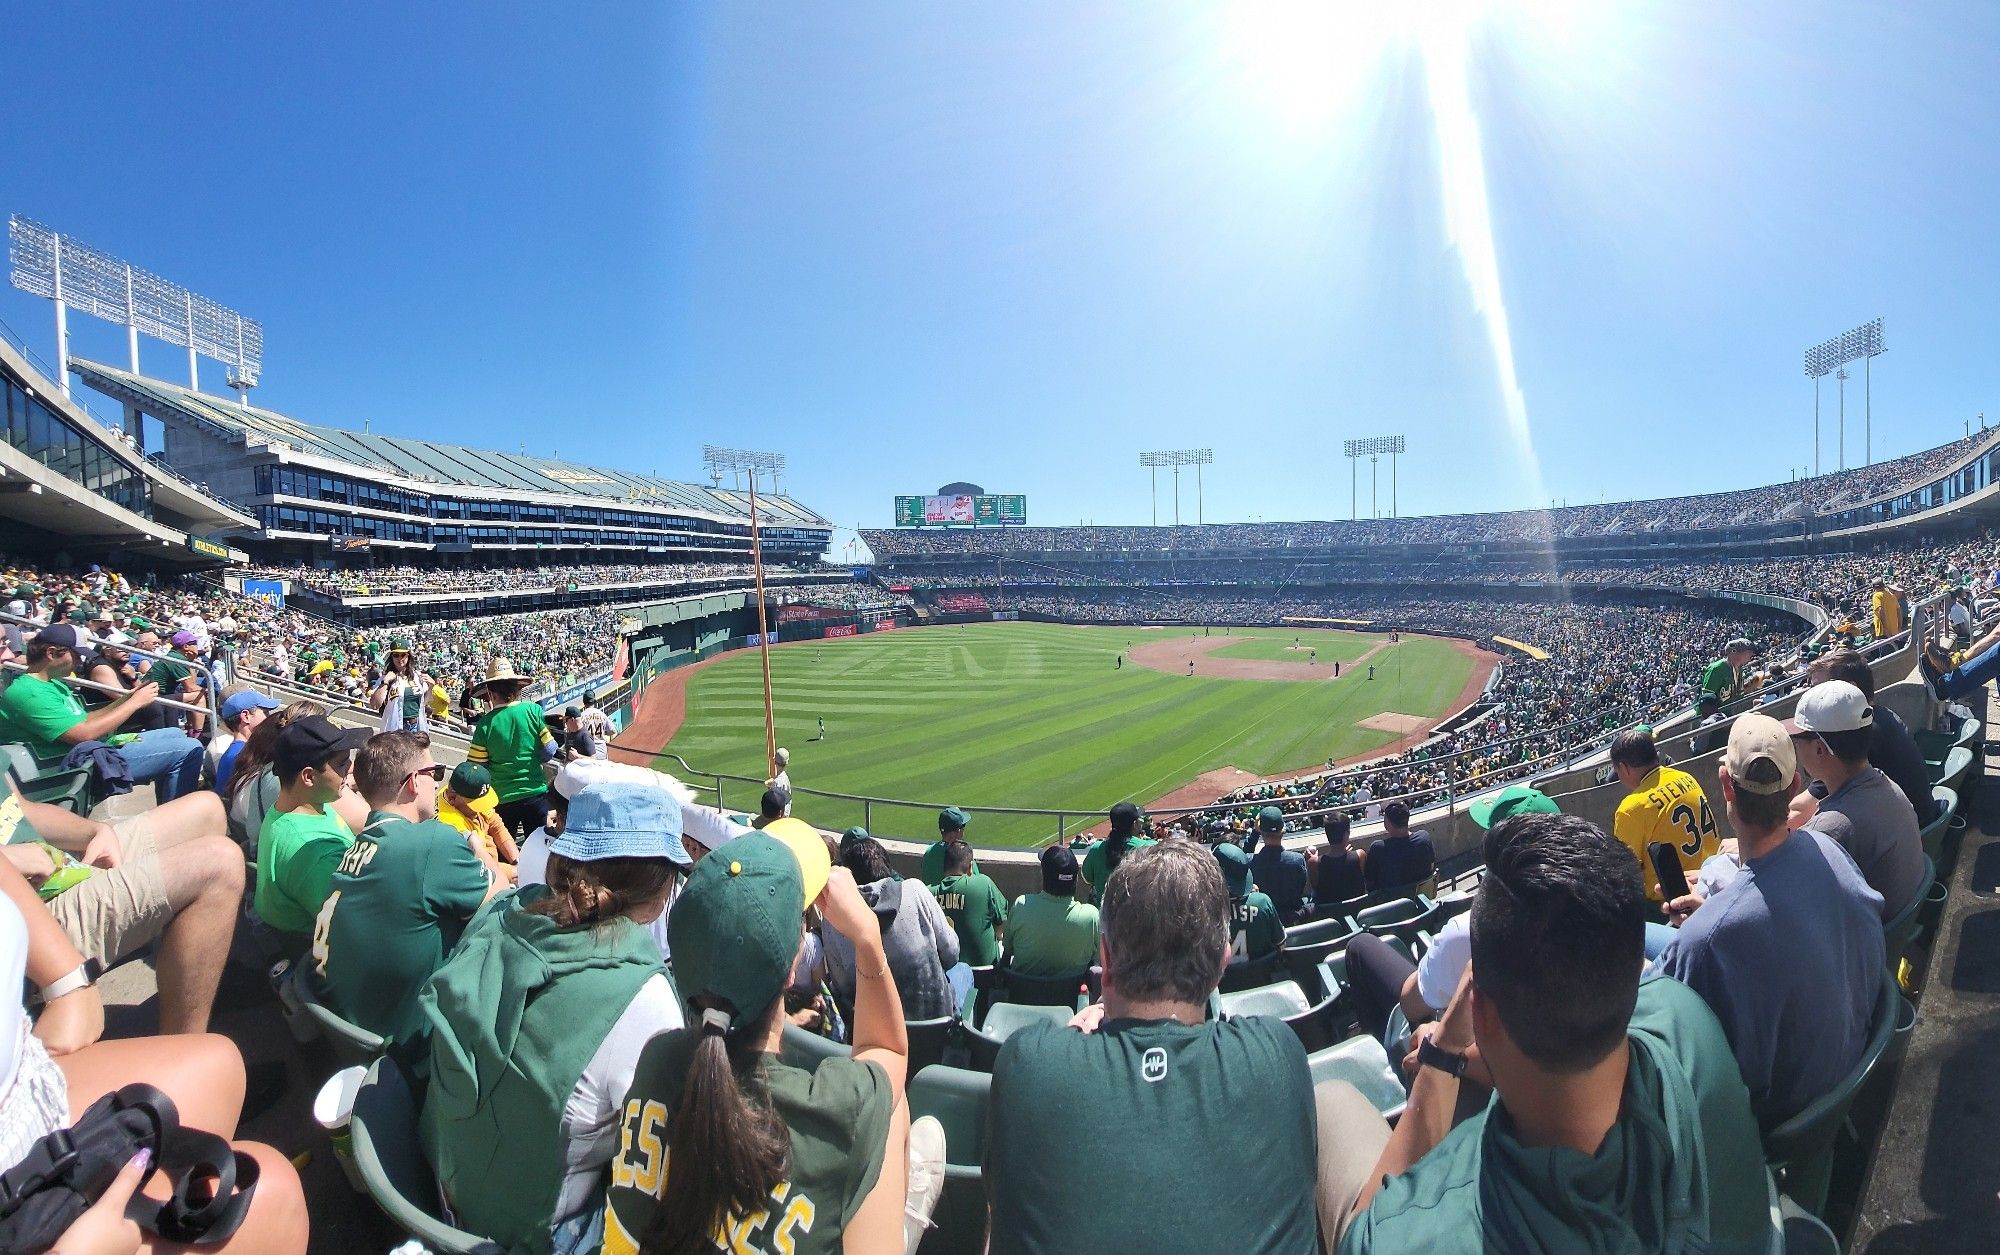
top-left (0, 608), bottom-right (222, 733)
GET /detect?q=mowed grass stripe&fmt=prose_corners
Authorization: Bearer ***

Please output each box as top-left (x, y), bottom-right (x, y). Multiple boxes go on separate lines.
top-left (658, 623), bottom-right (1475, 847)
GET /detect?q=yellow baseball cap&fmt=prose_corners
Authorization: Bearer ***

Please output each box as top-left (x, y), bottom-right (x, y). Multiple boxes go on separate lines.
top-left (757, 816), bottom-right (831, 906)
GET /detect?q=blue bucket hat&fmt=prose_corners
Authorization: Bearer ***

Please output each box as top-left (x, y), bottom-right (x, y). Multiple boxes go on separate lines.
top-left (551, 781), bottom-right (690, 866)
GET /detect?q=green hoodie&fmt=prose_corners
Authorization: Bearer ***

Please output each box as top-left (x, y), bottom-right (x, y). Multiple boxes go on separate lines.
top-left (419, 887), bottom-right (665, 1255)
top-left (1342, 976), bottom-right (1771, 1255)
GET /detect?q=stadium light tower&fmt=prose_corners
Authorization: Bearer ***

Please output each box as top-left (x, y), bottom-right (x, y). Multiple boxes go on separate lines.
top-left (1138, 449), bottom-right (1214, 526)
top-left (703, 445), bottom-right (788, 777)
top-left (7, 216), bottom-right (263, 403)
top-left (1343, 435), bottom-right (1406, 519)
top-left (1802, 319), bottom-right (1884, 474)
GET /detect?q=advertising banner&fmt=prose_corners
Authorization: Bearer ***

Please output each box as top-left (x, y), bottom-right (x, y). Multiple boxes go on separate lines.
top-left (777, 605), bottom-right (853, 624)
top-left (241, 578), bottom-right (286, 608)
top-left (872, 620), bottom-right (898, 632)
top-left (824, 624), bottom-right (858, 638)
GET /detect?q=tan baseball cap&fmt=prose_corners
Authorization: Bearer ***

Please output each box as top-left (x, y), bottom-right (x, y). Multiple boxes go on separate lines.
top-left (1723, 712), bottom-right (1797, 795)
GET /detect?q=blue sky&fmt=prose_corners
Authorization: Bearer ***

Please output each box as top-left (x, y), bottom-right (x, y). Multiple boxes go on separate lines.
top-left (5, 2), bottom-right (2000, 559)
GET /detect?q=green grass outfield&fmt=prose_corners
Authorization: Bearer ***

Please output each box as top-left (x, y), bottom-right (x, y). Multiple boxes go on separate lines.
top-left (657, 621), bottom-right (1474, 848)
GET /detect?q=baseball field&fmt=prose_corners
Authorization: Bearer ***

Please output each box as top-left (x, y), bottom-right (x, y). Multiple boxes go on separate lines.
top-left (649, 621), bottom-right (1488, 848)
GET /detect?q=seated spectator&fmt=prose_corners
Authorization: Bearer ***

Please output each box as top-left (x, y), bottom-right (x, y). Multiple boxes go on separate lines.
top-left (1214, 842), bottom-right (1282, 962)
top-left (225, 700), bottom-right (368, 853)
top-left (931, 837), bottom-right (1006, 967)
top-left (750, 785), bottom-right (792, 830)
top-left (1248, 805), bottom-right (1311, 923)
top-left (435, 761), bottom-right (520, 867)
top-left (150, 631), bottom-right (211, 739)
top-left (0, 623), bottom-right (206, 801)
top-left (1920, 618), bottom-right (2000, 700)
top-left (986, 839), bottom-right (1318, 1253)
top-left (420, 780), bottom-right (688, 1253)
top-left (309, 731), bottom-right (507, 1055)
top-left (1785, 681), bottom-right (1925, 916)
top-left (1656, 713), bottom-right (1886, 1130)
top-left (823, 835), bottom-right (961, 1023)
top-left (1003, 844), bottom-right (1100, 978)
top-left (920, 804), bottom-right (975, 886)
top-left (2, 780), bottom-right (240, 1035)
top-left (1081, 801), bottom-right (1154, 905)
top-left (1810, 648), bottom-right (1938, 825)
top-left (1337, 812), bottom-right (1771, 1252)
top-left (1608, 727), bottom-right (1720, 905)
top-left (1308, 814), bottom-right (1367, 910)
top-left (254, 716), bottom-right (370, 936)
top-left (212, 689), bottom-right (279, 796)
top-left (603, 834), bottom-right (945, 1255)
top-left (1363, 802), bottom-right (1435, 894)
top-left (0, 858), bottom-right (309, 1254)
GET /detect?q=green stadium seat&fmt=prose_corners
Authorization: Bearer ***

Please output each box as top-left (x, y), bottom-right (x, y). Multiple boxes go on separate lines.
top-left (349, 1056), bottom-right (506, 1254)
top-left (1282, 991), bottom-right (1343, 1053)
top-left (1217, 979), bottom-right (1313, 1021)
top-left (1763, 966), bottom-right (1903, 1216)
top-left (1282, 917), bottom-right (1355, 948)
top-left (1283, 933), bottom-right (1353, 998)
top-left (905, 1015), bottom-right (957, 1075)
top-left (779, 1023), bottom-right (852, 1072)
top-left (980, 1001), bottom-right (1072, 1038)
top-left (285, 965), bottom-right (385, 1068)
top-left (1305, 1036), bottom-right (1408, 1119)
top-left (1920, 786), bottom-right (1956, 864)
top-left (2, 741), bottom-right (96, 814)
top-left (907, 1065), bottom-right (991, 1255)
top-left (1353, 895), bottom-right (1431, 943)
top-left (1883, 855), bottom-right (1933, 970)
top-left (1930, 745), bottom-right (1974, 792)
top-left (1218, 950), bottom-right (1287, 993)
top-left (995, 965), bottom-right (1089, 1010)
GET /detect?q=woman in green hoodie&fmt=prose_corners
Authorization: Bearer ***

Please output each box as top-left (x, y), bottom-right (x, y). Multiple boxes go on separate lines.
top-left (418, 779), bottom-right (691, 1255)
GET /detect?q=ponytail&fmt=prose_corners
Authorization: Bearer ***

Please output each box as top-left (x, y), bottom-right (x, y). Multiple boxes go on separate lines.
top-left (526, 853), bottom-right (675, 930)
top-left (1104, 832), bottom-right (1133, 877)
top-left (643, 1001), bottom-right (792, 1254)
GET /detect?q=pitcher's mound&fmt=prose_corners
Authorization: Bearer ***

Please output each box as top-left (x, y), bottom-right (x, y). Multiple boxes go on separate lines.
top-left (1358, 712), bottom-right (1430, 735)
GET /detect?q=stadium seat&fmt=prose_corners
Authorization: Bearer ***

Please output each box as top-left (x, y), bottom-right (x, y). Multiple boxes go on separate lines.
top-left (1920, 786), bottom-right (1956, 865)
top-left (1353, 895), bottom-right (1431, 942)
top-left (779, 1023), bottom-right (852, 1072)
top-left (1217, 979), bottom-right (1313, 1021)
top-left (963, 964), bottom-right (996, 1021)
top-left (349, 1056), bottom-right (505, 1254)
top-left (1882, 855), bottom-right (1934, 970)
top-left (2, 741), bottom-right (95, 813)
top-left (907, 1065), bottom-right (992, 1255)
top-left (1282, 991), bottom-right (1343, 1053)
top-left (1305, 1036), bottom-right (1407, 1120)
top-left (285, 966), bottom-right (386, 1068)
top-left (1763, 966), bottom-right (1903, 1216)
top-left (963, 1003), bottom-right (1070, 1071)
top-left (1282, 917), bottom-right (1355, 948)
top-left (995, 965), bottom-right (1089, 1010)
top-left (1218, 950), bottom-right (1287, 993)
top-left (1930, 745), bottom-right (1974, 792)
top-left (905, 1015), bottom-right (957, 1075)
top-left (1283, 933), bottom-right (1353, 999)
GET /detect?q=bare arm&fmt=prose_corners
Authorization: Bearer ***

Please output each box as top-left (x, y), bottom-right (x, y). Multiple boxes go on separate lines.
top-left (57, 682), bottom-right (161, 745)
top-left (1349, 968), bottom-right (1474, 1220)
top-left (0, 851), bottom-right (104, 1055)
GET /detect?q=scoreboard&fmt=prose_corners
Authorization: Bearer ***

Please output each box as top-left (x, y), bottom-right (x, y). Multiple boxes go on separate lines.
top-left (894, 494), bottom-right (1027, 527)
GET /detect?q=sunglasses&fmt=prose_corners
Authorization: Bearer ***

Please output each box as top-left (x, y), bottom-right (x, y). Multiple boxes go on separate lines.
top-left (407, 763), bottom-right (448, 782)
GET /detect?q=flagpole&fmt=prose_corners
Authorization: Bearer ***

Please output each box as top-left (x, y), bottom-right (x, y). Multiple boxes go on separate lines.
top-left (748, 471), bottom-right (778, 778)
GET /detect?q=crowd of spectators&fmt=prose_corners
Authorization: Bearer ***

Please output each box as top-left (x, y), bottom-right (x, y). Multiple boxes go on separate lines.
top-left (241, 558), bottom-right (840, 600)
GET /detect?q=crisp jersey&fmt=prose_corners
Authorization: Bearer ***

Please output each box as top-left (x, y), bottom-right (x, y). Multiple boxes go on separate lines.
top-left (466, 702), bottom-right (554, 803)
top-left (602, 1033), bottom-right (892, 1255)
top-left (1228, 891), bottom-right (1283, 960)
top-left (1613, 766), bottom-right (1721, 903)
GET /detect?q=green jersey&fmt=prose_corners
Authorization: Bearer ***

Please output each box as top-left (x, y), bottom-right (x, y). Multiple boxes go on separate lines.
top-left (0, 673), bottom-right (86, 760)
top-left (1699, 657), bottom-right (1741, 705)
top-left (933, 871), bottom-right (1007, 966)
top-left (468, 701), bottom-right (554, 803)
top-left (255, 805), bottom-right (355, 935)
top-left (987, 1015), bottom-right (1317, 1254)
top-left (1228, 891), bottom-right (1283, 960)
top-left (1341, 976), bottom-right (1771, 1255)
top-left (146, 656), bottom-right (196, 692)
top-left (309, 811), bottom-right (492, 1047)
top-left (1080, 836), bottom-right (1155, 903)
top-left (1004, 893), bottom-right (1100, 977)
top-left (602, 1033), bottom-right (892, 1255)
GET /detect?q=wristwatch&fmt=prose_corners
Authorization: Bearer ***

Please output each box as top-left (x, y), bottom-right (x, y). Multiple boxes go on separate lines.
top-left (36, 958), bottom-right (102, 1005)
top-left (1417, 1035), bottom-right (1470, 1079)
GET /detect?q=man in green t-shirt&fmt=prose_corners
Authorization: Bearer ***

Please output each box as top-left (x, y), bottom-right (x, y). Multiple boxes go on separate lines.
top-left (256, 715), bottom-right (370, 935)
top-left (1698, 637), bottom-right (1758, 708)
top-left (931, 838), bottom-right (1006, 966)
top-left (1004, 844), bottom-right (1099, 977)
top-left (1215, 842), bottom-right (1282, 961)
top-left (149, 631), bottom-right (209, 737)
top-left (987, 839), bottom-right (1319, 1253)
top-left (465, 661), bottom-right (557, 841)
top-left (920, 805), bottom-right (976, 886)
top-left (0, 624), bottom-right (207, 802)
top-left (1080, 801), bottom-right (1155, 905)
top-left (311, 729), bottom-right (504, 1050)
top-left (1333, 813), bottom-right (1771, 1254)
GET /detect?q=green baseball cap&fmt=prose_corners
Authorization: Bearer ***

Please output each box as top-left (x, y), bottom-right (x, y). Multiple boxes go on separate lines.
top-left (1468, 784), bottom-right (1561, 831)
top-left (1257, 805), bottom-right (1286, 832)
top-left (448, 761), bottom-right (493, 800)
top-left (668, 832), bottom-right (806, 1030)
top-left (939, 805), bottom-right (969, 833)
top-left (390, 638), bottom-right (412, 652)
top-left (1214, 841), bottom-right (1252, 896)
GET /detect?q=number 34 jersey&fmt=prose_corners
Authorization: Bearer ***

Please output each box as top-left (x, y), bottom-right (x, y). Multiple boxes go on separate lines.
top-left (1614, 766), bottom-right (1721, 903)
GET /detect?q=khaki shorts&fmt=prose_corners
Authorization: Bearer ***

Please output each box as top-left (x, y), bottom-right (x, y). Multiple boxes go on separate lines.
top-left (46, 815), bottom-right (170, 968)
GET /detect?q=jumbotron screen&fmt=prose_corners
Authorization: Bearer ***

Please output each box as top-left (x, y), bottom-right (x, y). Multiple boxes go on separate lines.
top-left (894, 494), bottom-right (1027, 527)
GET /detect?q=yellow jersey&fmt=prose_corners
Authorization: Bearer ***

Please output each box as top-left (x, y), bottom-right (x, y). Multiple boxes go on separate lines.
top-left (1871, 588), bottom-right (1904, 639)
top-left (1613, 766), bottom-right (1719, 902)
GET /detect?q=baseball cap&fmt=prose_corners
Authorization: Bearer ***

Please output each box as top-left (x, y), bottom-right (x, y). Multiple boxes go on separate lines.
top-left (85, 604), bottom-right (111, 622)
top-left (774, 747), bottom-right (790, 765)
top-left (1108, 801), bottom-right (1140, 834)
top-left (169, 630), bottom-right (198, 647)
top-left (1468, 784), bottom-right (1561, 830)
top-left (220, 690), bottom-right (281, 723)
top-left (272, 715), bottom-right (370, 779)
top-left (1723, 713), bottom-right (1797, 795)
top-left (839, 826), bottom-right (871, 851)
top-left (1214, 842), bottom-right (1252, 896)
top-left (448, 761), bottom-right (493, 800)
top-left (668, 832), bottom-right (808, 1030)
top-left (939, 805), bottom-right (970, 833)
top-left (551, 781), bottom-right (689, 866)
top-left (30, 623), bottom-right (84, 651)
top-left (1724, 637), bottom-right (1757, 655)
top-left (757, 817), bottom-right (831, 906)
top-left (1040, 843), bottom-right (1079, 894)
top-left (1782, 679), bottom-right (1872, 735)
top-left (1257, 805), bottom-right (1286, 833)
top-left (564, 705), bottom-right (583, 719)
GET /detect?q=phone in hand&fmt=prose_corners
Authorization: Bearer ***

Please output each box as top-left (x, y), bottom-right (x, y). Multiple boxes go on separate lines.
top-left (1649, 841), bottom-right (1691, 902)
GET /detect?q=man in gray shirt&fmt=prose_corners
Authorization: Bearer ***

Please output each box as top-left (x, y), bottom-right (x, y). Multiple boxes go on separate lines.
top-left (1658, 713), bottom-right (1885, 1131)
top-left (1786, 680), bottom-right (1925, 917)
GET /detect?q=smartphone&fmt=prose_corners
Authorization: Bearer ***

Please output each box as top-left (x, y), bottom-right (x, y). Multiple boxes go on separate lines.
top-left (1648, 841), bottom-right (1691, 901)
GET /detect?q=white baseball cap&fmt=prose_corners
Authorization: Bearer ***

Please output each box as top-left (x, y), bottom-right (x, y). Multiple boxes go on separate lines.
top-left (1782, 680), bottom-right (1872, 736)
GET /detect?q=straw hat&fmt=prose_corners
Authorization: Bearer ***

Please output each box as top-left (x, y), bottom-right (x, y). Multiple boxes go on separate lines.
top-left (469, 657), bottom-right (533, 695)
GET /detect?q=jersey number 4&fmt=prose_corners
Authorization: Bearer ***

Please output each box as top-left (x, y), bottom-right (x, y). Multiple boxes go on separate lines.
top-left (310, 890), bottom-right (341, 978)
top-left (1667, 800), bottom-right (1716, 858)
